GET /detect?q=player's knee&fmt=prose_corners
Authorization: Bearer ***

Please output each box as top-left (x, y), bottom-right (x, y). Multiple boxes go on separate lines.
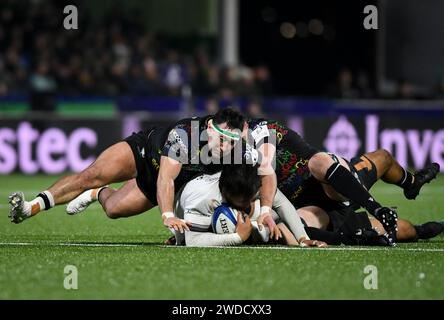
top-left (308, 152), bottom-right (328, 174)
top-left (104, 206), bottom-right (122, 219)
top-left (308, 152), bottom-right (336, 179)
top-left (101, 197), bottom-right (120, 219)
top-left (397, 220), bottom-right (418, 241)
top-left (377, 149), bottom-right (393, 163)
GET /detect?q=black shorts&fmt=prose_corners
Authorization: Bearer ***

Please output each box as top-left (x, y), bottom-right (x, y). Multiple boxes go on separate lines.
top-left (291, 177), bottom-right (340, 212)
top-left (327, 207), bottom-right (372, 234)
top-left (293, 153), bottom-right (379, 210)
top-left (124, 127), bottom-right (161, 205)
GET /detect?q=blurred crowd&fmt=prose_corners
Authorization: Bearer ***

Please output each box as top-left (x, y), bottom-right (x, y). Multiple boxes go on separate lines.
top-left (328, 68), bottom-right (444, 100)
top-left (0, 0), bottom-right (273, 106)
top-left (1, 0), bottom-right (444, 108)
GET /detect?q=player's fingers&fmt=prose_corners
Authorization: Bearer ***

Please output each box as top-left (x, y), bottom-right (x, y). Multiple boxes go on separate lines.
top-left (181, 219), bottom-right (190, 231)
top-left (173, 225), bottom-right (179, 232)
top-left (311, 240), bottom-right (321, 247)
top-left (275, 227), bottom-right (282, 240)
top-left (275, 227), bottom-right (281, 240)
top-left (317, 241), bottom-right (327, 248)
top-left (269, 227), bottom-right (275, 239)
top-left (178, 219), bottom-right (191, 231)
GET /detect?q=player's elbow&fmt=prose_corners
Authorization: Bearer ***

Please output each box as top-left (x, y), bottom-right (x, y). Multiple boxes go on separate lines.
top-left (258, 166), bottom-right (275, 176)
top-left (258, 157), bottom-right (275, 175)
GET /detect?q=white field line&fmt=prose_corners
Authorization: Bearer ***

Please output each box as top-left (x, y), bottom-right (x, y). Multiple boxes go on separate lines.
top-left (0, 242), bottom-right (443, 252)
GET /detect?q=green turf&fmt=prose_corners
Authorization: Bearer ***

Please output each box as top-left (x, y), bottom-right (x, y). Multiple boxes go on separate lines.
top-left (0, 174), bottom-right (443, 299)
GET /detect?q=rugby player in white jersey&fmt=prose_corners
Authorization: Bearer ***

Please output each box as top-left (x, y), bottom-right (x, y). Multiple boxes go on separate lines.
top-left (173, 162), bottom-right (327, 248)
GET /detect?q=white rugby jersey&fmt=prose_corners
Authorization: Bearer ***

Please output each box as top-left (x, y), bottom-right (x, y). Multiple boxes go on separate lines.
top-left (174, 171), bottom-right (309, 247)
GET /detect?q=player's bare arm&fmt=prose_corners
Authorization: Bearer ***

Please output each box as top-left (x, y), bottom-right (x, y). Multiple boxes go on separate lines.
top-left (257, 142), bottom-right (282, 240)
top-left (157, 155), bottom-right (190, 233)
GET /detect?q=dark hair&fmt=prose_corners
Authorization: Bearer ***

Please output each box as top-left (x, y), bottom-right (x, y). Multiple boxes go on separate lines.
top-left (212, 107), bottom-right (245, 131)
top-left (219, 164), bottom-right (261, 210)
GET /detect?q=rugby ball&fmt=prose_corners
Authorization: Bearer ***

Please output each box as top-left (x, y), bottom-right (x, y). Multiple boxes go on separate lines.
top-left (212, 203), bottom-right (239, 234)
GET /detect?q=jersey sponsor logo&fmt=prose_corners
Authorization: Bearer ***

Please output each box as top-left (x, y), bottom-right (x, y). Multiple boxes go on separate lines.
top-left (166, 129), bottom-right (189, 157)
top-left (151, 158), bottom-right (160, 170)
top-left (137, 146), bottom-right (145, 158)
top-left (251, 124), bottom-right (270, 144)
top-left (289, 185), bottom-right (304, 201)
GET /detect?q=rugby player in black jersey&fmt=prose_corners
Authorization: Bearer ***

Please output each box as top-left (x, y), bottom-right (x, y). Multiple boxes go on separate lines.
top-left (297, 149), bottom-right (442, 245)
top-left (11, 108), bottom-right (439, 246)
top-left (240, 118), bottom-right (440, 245)
top-left (9, 109), bottom-right (286, 236)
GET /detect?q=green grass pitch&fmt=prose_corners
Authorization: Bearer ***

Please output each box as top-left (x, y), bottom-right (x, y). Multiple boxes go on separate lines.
top-left (0, 174), bottom-right (443, 299)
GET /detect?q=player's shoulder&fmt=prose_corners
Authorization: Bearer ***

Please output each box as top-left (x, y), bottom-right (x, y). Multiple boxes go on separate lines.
top-left (181, 172), bottom-right (222, 207)
top-left (164, 116), bottom-right (203, 141)
top-left (165, 116), bottom-right (211, 143)
top-left (183, 172), bottom-right (221, 193)
top-left (171, 115), bottom-right (210, 130)
top-left (247, 117), bottom-right (287, 130)
top-left (247, 118), bottom-right (283, 144)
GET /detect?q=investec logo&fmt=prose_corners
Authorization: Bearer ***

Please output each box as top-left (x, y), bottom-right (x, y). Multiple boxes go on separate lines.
top-left (0, 122), bottom-right (97, 174)
top-left (324, 116), bottom-right (361, 160)
top-left (324, 115), bottom-right (444, 171)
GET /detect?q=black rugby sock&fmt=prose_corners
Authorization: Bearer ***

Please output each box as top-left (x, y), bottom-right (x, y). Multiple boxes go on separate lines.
top-left (396, 168), bottom-right (414, 189)
top-left (97, 187), bottom-right (109, 206)
top-left (325, 163), bottom-right (381, 215)
top-left (414, 222), bottom-right (444, 240)
top-left (36, 191), bottom-right (55, 210)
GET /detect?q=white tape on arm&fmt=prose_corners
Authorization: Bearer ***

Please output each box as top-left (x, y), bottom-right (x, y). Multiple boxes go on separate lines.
top-left (162, 211), bottom-right (175, 220)
top-left (260, 206), bottom-right (271, 215)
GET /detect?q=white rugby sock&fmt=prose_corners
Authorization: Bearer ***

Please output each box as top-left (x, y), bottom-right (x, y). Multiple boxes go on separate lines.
top-left (29, 190), bottom-right (54, 215)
